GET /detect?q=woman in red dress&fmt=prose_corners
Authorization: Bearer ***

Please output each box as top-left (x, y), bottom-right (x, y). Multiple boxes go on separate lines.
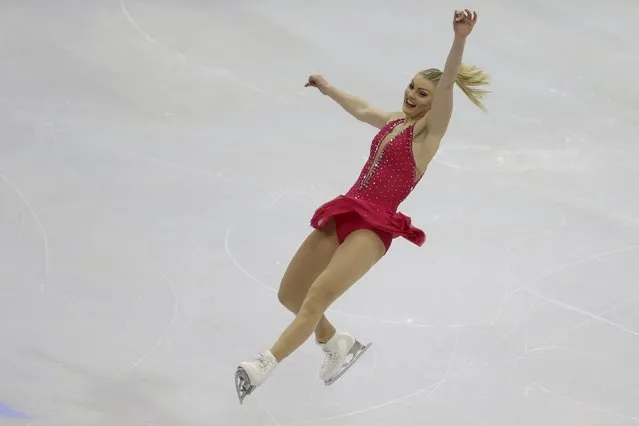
top-left (235, 9), bottom-right (490, 403)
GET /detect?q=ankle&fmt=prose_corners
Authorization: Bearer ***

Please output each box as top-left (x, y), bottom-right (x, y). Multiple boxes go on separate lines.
top-left (315, 328), bottom-right (336, 345)
top-left (269, 348), bottom-right (284, 363)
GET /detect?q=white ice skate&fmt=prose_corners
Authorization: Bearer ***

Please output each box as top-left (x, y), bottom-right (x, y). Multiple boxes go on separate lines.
top-left (234, 351), bottom-right (278, 404)
top-left (318, 331), bottom-right (372, 386)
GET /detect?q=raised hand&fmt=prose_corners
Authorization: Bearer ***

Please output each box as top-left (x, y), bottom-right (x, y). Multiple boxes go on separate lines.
top-left (304, 74), bottom-right (330, 94)
top-left (453, 9), bottom-right (477, 38)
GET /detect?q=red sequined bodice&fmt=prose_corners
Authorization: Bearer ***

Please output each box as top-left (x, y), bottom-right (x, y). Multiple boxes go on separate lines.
top-left (345, 119), bottom-right (421, 212)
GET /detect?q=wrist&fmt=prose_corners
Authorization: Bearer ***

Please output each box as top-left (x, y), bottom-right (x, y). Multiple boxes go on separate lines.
top-left (453, 34), bottom-right (467, 44)
top-left (321, 84), bottom-right (335, 96)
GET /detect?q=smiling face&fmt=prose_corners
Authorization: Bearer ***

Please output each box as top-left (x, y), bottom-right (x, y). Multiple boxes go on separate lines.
top-left (402, 74), bottom-right (437, 119)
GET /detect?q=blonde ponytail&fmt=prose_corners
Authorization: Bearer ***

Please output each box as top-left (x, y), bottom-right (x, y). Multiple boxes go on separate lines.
top-left (455, 64), bottom-right (490, 111)
top-left (419, 64), bottom-right (491, 111)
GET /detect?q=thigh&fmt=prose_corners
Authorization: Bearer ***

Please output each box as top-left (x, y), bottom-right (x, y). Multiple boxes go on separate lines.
top-left (279, 219), bottom-right (339, 296)
top-left (304, 228), bottom-right (386, 309)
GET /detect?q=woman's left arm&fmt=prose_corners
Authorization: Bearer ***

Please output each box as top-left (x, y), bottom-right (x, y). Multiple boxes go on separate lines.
top-left (414, 9), bottom-right (477, 139)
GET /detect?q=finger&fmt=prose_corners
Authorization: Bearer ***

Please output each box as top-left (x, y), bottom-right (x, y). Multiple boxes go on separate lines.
top-left (472, 10), bottom-right (477, 21)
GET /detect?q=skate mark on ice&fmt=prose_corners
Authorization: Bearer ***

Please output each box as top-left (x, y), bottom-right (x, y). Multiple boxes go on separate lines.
top-left (224, 189), bottom-right (291, 292)
top-left (519, 243), bottom-right (639, 338)
top-left (331, 310), bottom-right (488, 329)
top-left (125, 261), bottom-right (179, 371)
top-left (527, 383), bottom-right (639, 422)
top-left (481, 288), bottom-right (512, 335)
top-left (524, 286), bottom-right (639, 338)
top-left (293, 383), bottom-right (439, 424)
top-left (425, 320), bottom-right (462, 400)
top-left (433, 145), bottom-right (534, 174)
top-left (254, 395), bottom-right (283, 426)
top-left (292, 329), bottom-right (461, 424)
top-left (550, 294), bottom-right (639, 345)
top-left (493, 343), bottom-right (558, 372)
top-left (119, 0), bottom-right (270, 96)
top-left (1, 99), bottom-right (96, 207)
top-left (225, 225), bottom-right (274, 292)
top-left (1, 174), bottom-right (50, 291)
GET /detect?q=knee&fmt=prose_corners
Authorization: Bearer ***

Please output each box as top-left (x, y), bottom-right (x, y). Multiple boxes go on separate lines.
top-left (277, 283), bottom-right (297, 311)
top-left (299, 281), bottom-right (338, 317)
top-left (277, 286), bottom-right (290, 306)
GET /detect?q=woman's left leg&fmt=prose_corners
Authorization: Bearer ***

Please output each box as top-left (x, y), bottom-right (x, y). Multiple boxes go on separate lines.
top-left (269, 227), bottom-right (386, 361)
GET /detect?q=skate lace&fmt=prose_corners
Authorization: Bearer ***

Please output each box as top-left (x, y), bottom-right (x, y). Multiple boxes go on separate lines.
top-left (256, 353), bottom-right (274, 372)
top-left (322, 347), bottom-right (339, 370)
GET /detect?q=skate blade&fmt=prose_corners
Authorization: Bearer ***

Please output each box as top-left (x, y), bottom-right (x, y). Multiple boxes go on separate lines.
top-left (235, 367), bottom-right (255, 405)
top-left (324, 341), bottom-right (372, 386)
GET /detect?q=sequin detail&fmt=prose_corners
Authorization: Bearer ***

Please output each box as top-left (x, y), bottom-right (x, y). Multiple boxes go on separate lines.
top-left (310, 119), bottom-right (426, 247)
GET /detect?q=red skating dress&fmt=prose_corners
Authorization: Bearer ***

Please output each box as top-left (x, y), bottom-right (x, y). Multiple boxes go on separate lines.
top-left (310, 118), bottom-right (426, 252)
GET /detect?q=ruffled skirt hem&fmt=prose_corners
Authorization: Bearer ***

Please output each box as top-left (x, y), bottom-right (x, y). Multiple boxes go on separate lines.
top-left (310, 195), bottom-right (425, 246)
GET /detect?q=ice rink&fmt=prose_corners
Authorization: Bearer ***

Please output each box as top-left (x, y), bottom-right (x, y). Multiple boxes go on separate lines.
top-left (1, 0), bottom-right (638, 425)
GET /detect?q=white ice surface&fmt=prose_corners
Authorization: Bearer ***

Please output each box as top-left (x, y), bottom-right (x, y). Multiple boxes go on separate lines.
top-left (1, 0), bottom-right (639, 425)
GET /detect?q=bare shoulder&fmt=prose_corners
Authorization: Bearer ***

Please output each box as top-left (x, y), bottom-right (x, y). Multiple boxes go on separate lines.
top-left (360, 109), bottom-right (403, 129)
top-left (388, 112), bottom-right (405, 122)
top-left (376, 111), bottom-right (404, 127)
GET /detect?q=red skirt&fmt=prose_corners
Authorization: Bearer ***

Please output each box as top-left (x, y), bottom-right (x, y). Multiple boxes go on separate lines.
top-left (310, 195), bottom-right (426, 247)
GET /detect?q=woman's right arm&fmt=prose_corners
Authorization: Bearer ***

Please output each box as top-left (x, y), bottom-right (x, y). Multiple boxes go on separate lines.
top-left (306, 75), bottom-right (396, 129)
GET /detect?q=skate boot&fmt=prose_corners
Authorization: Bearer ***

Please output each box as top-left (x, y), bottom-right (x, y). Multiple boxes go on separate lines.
top-left (318, 331), bottom-right (372, 386)
top-left (234, 351), bottom-right (278, 404)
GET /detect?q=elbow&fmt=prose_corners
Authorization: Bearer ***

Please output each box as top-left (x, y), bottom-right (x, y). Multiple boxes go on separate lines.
top-left (354, 106), bottom-right (371, 122)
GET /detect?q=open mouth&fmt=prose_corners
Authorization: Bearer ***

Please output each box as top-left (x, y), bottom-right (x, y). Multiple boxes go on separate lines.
top-left (405, 99), bottom-right (416, 108)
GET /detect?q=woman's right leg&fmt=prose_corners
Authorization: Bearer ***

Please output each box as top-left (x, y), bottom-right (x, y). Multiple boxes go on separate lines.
top-left (277, 219), bottom-right (339, 343)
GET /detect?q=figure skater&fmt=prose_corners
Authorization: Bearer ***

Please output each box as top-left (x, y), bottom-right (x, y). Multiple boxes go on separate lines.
top-left (235, 8), bottom-right (489, 404)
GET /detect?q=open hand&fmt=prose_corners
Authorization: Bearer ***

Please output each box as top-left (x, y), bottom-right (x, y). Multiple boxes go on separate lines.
top-left (453, 9), bottom-right (477, 38)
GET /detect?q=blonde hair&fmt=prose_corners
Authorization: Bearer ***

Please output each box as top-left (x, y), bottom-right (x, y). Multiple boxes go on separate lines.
top-left (419, 64), bottom-right (491, 111)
